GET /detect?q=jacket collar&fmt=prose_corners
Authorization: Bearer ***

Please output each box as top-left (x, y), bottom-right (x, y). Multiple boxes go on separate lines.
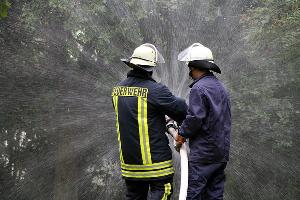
top-left (127, 69), bottom-right (156, 82)
top-left (189, 72), bottom-right (214, 88)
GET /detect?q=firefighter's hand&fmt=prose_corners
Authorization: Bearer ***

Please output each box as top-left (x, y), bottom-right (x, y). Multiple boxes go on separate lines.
top-left (165, 115), bottom-right (172, 123)
top-left (165, 116), bottom-right (179, 140)
top-left (176, 134), bottom-right (186, 144)
top-left (174, 134), bottom-right (185, 152)
top-left (165, 116), bottom-right (177, 128)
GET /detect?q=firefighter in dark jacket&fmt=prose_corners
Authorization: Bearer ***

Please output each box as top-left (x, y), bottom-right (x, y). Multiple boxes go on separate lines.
top-left (176, 43), bottom-right (231, 200)
top-left (112, 43), bottom-right (188, 200)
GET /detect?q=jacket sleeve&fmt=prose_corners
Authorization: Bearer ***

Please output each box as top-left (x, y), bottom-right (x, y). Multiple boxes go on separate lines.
top-left (151, 84), bottom-right (188, 124)
top-left (179, 87), bottom-right (208, 138)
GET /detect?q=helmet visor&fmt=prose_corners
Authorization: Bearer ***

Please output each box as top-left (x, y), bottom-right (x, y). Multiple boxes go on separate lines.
top-left (177, 43), bottom-right (204, 62)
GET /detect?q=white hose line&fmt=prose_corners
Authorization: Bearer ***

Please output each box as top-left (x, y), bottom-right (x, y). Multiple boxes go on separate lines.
top-left (179, 143), bottom-right (188, 200)
top-left (167, 127), bottom-right (188, 200)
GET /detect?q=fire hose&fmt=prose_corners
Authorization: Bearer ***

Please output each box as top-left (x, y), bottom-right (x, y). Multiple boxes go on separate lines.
top-left (166, 118), bottom-right (188, 200)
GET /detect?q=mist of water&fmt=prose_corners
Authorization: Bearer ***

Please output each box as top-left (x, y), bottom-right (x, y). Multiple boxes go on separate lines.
top-left (1, 0), bottom-right (299, 199)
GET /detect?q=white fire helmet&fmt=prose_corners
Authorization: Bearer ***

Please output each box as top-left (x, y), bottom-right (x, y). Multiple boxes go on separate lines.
top-left (121, 43), bottom-right (165, 72)
top-left (178, 43), bottom-right (221, 73)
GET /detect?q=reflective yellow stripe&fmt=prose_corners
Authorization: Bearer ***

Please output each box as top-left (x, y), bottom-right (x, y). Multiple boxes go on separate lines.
top-left (113, 96), bottom-right (124, 164)
top-left (121, 160), bottom-right (173, 171)
top-left (143, 97), bottom-right (152, 163)
top-left (121, 167), bottom-right (174, 178)
top-left (137, 97), bottom-right (146, 164)
top-left (137, 97), bottom-right (152, 164)
top-left (162, 183), bottom-right (172, 200)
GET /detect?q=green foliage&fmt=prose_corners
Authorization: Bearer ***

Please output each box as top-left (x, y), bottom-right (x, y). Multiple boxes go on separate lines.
top-left (0, 0), bottom-right (11, 19)
top-left (229, 2), bottom-right (300, 198)
top-left (1, 0), bottom-right (147, 199)
top-left (1, 0), bottom-right (299, 199)
top-left (236, 0), bottom-right (299, 146)
top-left (242, 0), bottom-right (300, 57)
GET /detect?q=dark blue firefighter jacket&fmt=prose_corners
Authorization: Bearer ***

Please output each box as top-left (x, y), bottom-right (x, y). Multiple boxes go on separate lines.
top-left (112, 69), bottom-right (188, 180)
top-left (179, 72), bottom-right (231, 163)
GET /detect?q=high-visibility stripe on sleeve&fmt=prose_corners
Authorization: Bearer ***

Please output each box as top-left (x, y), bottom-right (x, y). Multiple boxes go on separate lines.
top-left (113, 96), bottom-right (124, 164)
top-left (137, 97), bottom-right (152, 165)
top-left (121, 160), bottom-right (173, 171)
top-left (162, 183), bottom-right (172, 200)
top-left (121, 167), bottom-right (174, 178)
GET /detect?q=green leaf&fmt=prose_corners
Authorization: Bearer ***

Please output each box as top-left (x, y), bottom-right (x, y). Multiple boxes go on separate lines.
top-left (0, 8), bottom-right (8, 19)
top-left (5, 0), bottom-right (11, 7)
top-left (0, 0), bottom-right (11, 19)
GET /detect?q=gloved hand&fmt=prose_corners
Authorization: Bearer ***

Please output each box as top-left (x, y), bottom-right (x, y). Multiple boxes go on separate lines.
top-left (165, 115), bottom-right (185, 152)
top-left (165, 116), bottom-right (177, 128)
top-left (174, 134), bottom-right (186, 152)
top-left (176, 134), bottom-right (186, 144)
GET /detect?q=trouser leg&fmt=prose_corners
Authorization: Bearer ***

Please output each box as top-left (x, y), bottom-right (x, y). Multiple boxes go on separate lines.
top-left (149, 177), bottom-right (173, 200)
top-left (203, 163), bottom-right (227, 200)
top-left (187, 161), bottom-right (207, 200)
top-left (125, 179), bottom-right (149, 200)
top-left (187, 162), bottom-right (227, 200)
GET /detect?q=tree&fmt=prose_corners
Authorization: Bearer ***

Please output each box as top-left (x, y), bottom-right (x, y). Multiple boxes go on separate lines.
top-left (0, 0), bottom-right (11, 19)
top-left (1, 0), bottom-right (299, 199)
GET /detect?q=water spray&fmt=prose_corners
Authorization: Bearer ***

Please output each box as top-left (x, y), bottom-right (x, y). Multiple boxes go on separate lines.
top-left (166, 117), bottom-right (188, 200)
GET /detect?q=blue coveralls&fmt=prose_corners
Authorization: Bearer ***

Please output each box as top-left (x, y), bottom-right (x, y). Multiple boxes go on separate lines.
top-left (179, 72), bottom-right (231, 200)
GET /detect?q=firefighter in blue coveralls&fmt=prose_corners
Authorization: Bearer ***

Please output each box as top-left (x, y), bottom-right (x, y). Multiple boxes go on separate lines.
top-left (112, 43), bottom-right (188, 200)
top-left (176, 43), bottom-right (231, 200)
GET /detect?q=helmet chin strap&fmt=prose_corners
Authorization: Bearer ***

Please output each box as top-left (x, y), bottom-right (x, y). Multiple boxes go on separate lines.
top-left (189, 70), bottom-right (194, 80)
top-left (189, 67), bottom-right (198, 80)
top-left (189, 67), bottom-right (210, 81)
